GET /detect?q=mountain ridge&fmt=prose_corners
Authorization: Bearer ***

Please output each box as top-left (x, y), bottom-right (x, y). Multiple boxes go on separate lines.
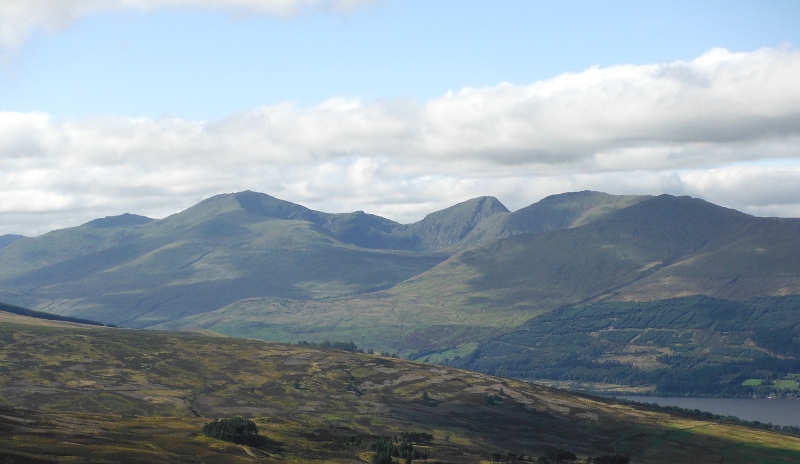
top-left (0, 190), bottom-right (640, 327)
top-left (3, 190), bottom-right (800, 396)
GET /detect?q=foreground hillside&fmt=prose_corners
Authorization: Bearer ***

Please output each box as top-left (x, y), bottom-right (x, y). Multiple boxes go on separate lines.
top-left (2, 312), bottom-right (800, 463)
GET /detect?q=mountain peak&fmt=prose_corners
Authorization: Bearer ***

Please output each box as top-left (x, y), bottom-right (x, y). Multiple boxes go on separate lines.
top-left (83, 213), bottom-right (153, 229)
top-left (233, 190), bottom-right (325, 223)
top-left (404, 196), bottom-right (509, 250)
top-left (502, 191), bottom-right (650, 234)
top-left (420, 196), bottom-right (509, 223)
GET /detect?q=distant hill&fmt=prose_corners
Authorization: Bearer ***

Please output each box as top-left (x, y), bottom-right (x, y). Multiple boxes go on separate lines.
top-left (0, 234), bottom-right (23, 250)
top-left (3, 311), bottom-right (800, 463)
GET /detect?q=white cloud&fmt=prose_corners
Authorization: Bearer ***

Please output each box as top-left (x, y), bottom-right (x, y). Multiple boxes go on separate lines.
top-left (0, 0), bottom-right (370, 51)
top-left (1, 47), bottom-right (800, 235)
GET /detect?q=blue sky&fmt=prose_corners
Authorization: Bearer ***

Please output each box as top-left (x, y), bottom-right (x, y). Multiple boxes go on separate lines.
top-left (4, 0), bottom-right (799, 119)
top-left (1, 0), bottom-right (800, 235)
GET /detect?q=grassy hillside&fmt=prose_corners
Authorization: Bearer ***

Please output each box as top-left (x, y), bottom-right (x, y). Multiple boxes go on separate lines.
top-left (3, 312), bottom-right (800, 463)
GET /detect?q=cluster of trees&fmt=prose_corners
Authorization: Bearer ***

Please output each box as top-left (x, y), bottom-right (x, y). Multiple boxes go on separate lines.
top-left (407, 346), bottom-right (458, 360)
top-left (365, 432), bottom-right (433, 464)
top-left (343, 434), bottom-right (363, 447)
top-left (540, 449), bottom-right (577, 463)
top-left (296, 340), bottom-right (364, 352)
top-left (401, 432), bottom-right (434, 443)
top-left (293, 340), bottom-right (406, 357)
top-left (489, 448), bottom-right (577, 463)
top-left (342, 431), bottom-right (434, 463)
top-left (735, 375), bottom-right (800, 398)
top-left (484, 387), bottom-right (508, 407)
top-left (202, 417), bottom-right (262, 446)
top-left (345, 374), bottom-right (363, 396)
top-left (348, 432), bottom-right (628, 464)
top-left (201, 417), bottom-right (283, 451)
top-left (490, 450), bottom-right (525, 462)
top-left (0, 301), bottom-right (113, 327)
top-left (488, 448), bottom-right (628, 463)
top-left (587, 456), bottom-right (629, 464)
top-left (484, 393), bottom-right (503, 407)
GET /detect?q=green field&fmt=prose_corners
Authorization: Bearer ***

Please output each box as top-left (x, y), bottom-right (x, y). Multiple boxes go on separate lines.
top-left (740, 378), bottom-right (800, 392)
top-left (775, 380), bottom-right (800, 390)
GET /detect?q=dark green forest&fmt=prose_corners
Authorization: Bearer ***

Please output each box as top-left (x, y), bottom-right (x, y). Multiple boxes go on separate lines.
top-left (452, 296), bottom-right (800, 396)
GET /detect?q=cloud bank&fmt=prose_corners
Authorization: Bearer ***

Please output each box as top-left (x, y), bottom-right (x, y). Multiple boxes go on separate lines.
top-left (0, 0), bottom-right (370, 51)
top-left (2, 47), bottom-right (800, 235)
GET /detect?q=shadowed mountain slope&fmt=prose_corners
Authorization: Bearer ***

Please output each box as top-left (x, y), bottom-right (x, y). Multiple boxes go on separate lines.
top-left (395, 195), bottom-right (510, 251)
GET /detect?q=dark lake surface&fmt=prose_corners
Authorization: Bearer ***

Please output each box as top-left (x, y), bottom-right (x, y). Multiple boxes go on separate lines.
top-left (613, 396), bottom-right (800, 427)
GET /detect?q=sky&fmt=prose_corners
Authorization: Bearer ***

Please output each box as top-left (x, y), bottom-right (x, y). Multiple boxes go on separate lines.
top-left (1, 0), bottom-right (800, 236)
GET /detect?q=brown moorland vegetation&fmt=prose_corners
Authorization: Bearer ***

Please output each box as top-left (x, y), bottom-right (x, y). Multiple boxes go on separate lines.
top-left (2, 312), bottom-right (800, 463)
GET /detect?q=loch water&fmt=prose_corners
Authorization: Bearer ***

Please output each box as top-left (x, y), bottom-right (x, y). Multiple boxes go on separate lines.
top-left (612, 396), bottom-right (800, 427)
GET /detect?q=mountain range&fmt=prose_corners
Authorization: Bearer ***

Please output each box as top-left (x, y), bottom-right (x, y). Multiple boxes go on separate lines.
top-left (2, 190), bottom-right (799, 395)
